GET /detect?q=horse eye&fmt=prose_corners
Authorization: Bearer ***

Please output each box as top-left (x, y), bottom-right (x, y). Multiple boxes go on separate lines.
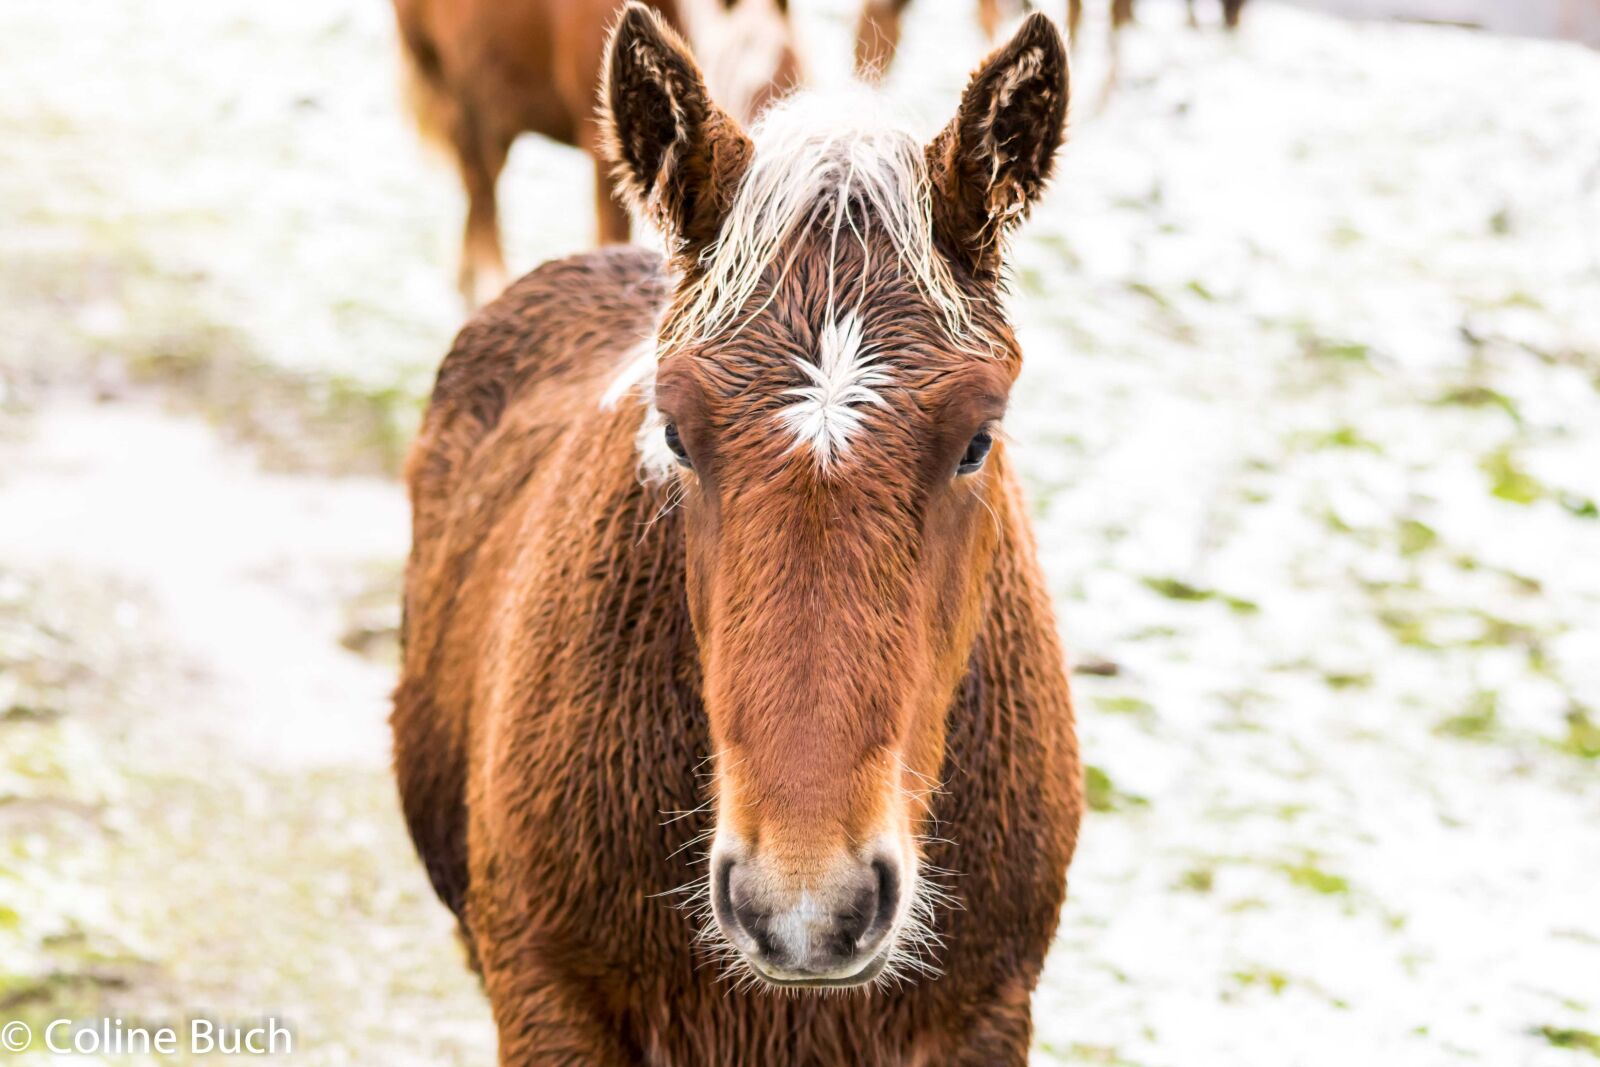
top-left (957, 430), bottom-right (993, 475)
top-left (663, 421), bottom-right (692, 469)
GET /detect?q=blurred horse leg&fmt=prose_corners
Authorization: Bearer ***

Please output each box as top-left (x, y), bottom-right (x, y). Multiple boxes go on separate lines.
top-left (591, 155), bottom-right (631, 245)
top-left (580, 119), bottom-right (631, 244)
top-left (1187, 0), bottom-right (1199, 27)
top-left (1223, 0), bottom-right (1244, 29)
top-left (453, 115), bottom-right (511, 308)
top-left (978, 0), bottom-right (1002, 39)
top-left (854, 0), bottom-right (913, 82)
top-left (1111, 0), bottom-right (1135, 38)
top-left (1096, 0), bottom-right (1135, 111)
top-left (1066, 0), bottom-right (1083, 46)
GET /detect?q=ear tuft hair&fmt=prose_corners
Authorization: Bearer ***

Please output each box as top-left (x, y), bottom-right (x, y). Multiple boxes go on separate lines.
top-left (926, 12), bottom-right (1069, 279)
top-left (601, 3), bottom-right (752, 258)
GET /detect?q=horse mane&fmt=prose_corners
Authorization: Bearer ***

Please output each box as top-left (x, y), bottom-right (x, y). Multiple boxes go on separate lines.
top-left (662, 90), bottom-right (973, 350)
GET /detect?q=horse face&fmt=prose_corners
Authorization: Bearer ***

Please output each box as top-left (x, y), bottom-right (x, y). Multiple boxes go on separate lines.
top-left (654, 263), bottom-right (1017, 987)
top-left (603, 3), bottom-right (1067, 988)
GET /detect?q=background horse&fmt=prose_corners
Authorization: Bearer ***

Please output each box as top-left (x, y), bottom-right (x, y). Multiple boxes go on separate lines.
top-left (393, 0), bottom-right (801, 306)
top-left (394, 5), bottom-right (1082, 1062)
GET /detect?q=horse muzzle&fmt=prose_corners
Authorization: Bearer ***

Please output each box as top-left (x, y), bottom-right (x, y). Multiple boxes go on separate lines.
top-left (710, 843), bottom-right (907, 988)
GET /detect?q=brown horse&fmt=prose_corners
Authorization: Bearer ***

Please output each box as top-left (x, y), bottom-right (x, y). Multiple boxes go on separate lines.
top-left (394, 0), bottom-right (801, 306)
top-left (394, 5), bottom-right (1082, 1062)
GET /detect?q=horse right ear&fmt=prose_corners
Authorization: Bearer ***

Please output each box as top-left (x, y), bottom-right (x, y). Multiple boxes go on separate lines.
top-left (925, 12), bottom-right (1069, 280)
top-left (602, 3), bottom-right (753, 258)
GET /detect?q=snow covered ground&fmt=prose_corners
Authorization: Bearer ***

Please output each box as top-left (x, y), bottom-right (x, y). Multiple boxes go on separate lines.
top-left (2, 0), bottom-right (1597, 1064)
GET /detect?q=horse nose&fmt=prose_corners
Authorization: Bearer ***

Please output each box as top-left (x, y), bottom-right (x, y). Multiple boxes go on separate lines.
top-left (716, 856), bottom-right (900, 981)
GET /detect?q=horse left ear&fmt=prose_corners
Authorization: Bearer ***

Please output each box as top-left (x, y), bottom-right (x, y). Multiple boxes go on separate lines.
top-left (926, 12), bottom-right (1069, 279)
top-left (602, 3), bottom-right (754, 258)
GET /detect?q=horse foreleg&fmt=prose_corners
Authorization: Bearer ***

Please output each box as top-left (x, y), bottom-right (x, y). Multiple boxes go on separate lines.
top-left (853, 0), bottom-right (913, 83)
top-left (1066, 0), bottom-right (1083, 47)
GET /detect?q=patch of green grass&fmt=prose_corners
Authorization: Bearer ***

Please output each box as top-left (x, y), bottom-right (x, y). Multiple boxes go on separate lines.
top-left (1125, 281), bottom-right (1173, 310)
top-left (1302, 335), bottom-right (1372, 363)
top-left (1553, 706), bottom-right (1600, 760)
top-left (1142, 577), bottom-right (1259, 615)
top-left (1302, 425), bottom-right (1381, 452)
top-left (1084, 765), bottom-right (1148, 813)
top-left (1322, 671), bottom-right (1373, 691)
top-left (1093, 695), bottom-right (1154, 716)
top-left (1328, 221), bottom-right (1363, 246)
top-left (1468, 470), bottom-right (1593, 519)
top-left (1481, 447), bottom-right (1543, 505)
top-left (1320, 507), bottom-right (1359, 536)
top-left (1497, 290), bottom-right (1544, 310)
top-left (1231, 966), bottom-right (1291, 995)
top-left (1175, 867), bottom-right (1215, 893)
top-left (1378, 609), bottom-right (1438, 650)
top-left (1469, 613), bottom-right (1538, 649)
top-left (1559, 492), bottom-right (1599, 520)
top-left (1534, 1026), bottom-right (1600, 1057)
top-left (1144, 577), bottom-right (1210, 601)
top-left (1436, 385), bottom-right (1522, 423)
top-left (1277, 861), bottom-right (1351, 896)
top-left (1397, 518), bottom-right (1439, 557)
top-left (1453, 556), bottom-right (1543, 594)
top-left (1435, 691), bottom-right (1500, 741)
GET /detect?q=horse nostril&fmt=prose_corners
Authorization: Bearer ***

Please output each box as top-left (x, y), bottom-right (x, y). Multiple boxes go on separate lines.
top-left (871, 857), bottom-right (899, 935)
top-left (835, 882), bottom-right (877, 946)
top-left (720, 859), bottom-right (780, 958)
top-left (828, 858), bottom-right (899, 962)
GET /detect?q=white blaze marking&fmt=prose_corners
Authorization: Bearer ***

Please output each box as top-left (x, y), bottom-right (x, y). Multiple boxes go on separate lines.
top-left (775, 313), bottom-right (891, 467)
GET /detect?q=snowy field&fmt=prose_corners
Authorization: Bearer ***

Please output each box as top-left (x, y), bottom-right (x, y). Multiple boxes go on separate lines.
top-left (2, 0), bottom-right (1598, 1064)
